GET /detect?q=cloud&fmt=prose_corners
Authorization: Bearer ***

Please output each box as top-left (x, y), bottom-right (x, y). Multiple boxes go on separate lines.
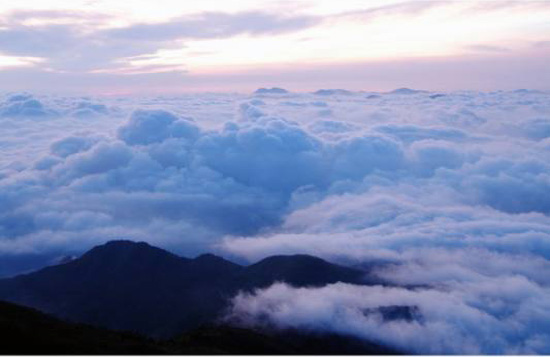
top-left (1, 91), bottom-right (548, 259)
top-left (70, 101), bottom-right (110, 118)
top-left (49, 135), bottom-right (99, 159)
top-left (0, 94), bottom-right (57, 118)
top-left (0, 10), bottom-right (318, 72)
top-left (466, 44), bottom-right (511, 53)
top-left (374, 124), bottom-right (469, 143)
top-left (117, 109), bottom-right (200, 146)
top-left (220, 188), bottom-right (550, 263)
top-left (0, 89), bottom-right (549, 353)
top-left (106, 12), bottom-right (317, 41)
top-left (0, 9), bottom-right (109, 25)
top-left (520, 118), bottom-right (550, 141)
top-left (226, 281), bottom-right (550, 354)
top-left (338, 1), bottom-right (445, 21)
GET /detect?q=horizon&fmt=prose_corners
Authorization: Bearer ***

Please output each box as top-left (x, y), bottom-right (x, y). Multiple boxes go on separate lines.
top-left (2, 87), bottom-right (548, 98)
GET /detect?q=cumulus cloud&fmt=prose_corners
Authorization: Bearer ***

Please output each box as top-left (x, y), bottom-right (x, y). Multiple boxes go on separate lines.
top-left (117, 109), bottom-right (200, 146)
top-left (50, 136), bottom-right (100, 158)
top-left (0, 94), bottom-right (57, 118)
top-left (0, 89), bottom-right (549, 353)
top-left (70, 101), bottom-right (110, 119)
top-left (220, 188), bottom-right (550, 262)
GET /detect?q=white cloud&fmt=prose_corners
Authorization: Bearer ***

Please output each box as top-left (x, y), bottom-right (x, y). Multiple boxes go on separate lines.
top-left (227, 281), bottom-right (550, 354)
top-left (0, 89), bottom-right (549, 353)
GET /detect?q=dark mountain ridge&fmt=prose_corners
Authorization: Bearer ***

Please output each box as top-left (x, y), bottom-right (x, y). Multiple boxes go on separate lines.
top-left (0, 300), bottom-right (401, 354)
top-left (0, 240), bottom-right (373, 338)
top-left (238, 254), bottom-right (368, 289)
top-left (0, 300), bottom-right (165, 354)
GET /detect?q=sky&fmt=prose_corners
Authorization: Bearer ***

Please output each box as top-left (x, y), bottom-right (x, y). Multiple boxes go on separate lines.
top-left (0, 0), bottom-right (549, 93)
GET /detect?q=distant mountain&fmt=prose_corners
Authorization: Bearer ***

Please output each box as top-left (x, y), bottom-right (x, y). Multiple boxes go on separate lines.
top-left (237, 254), bottom-right (366, 289)
top-left (0, 240), bottom-right (373, 338)
top-left (0, 300), bottom-right (401, 355)
top-left (314, 89), bottom-right (352, 96)
top-left (389, 88), bottom-right (427, 95)
top-left (254, 87), bottom-right (289, 94)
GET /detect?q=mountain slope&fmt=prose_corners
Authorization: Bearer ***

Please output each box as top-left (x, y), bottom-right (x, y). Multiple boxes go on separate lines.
top-left (237, 254), bottom-right (366, 289)
top-left (0, 240), bottom-right (371, 338)
top-left (0, 300), bottom-right (401, 355)
top-left (0, 300), bottom-right (165, 354)
top-left (0, 241), bottom-right (242, 337)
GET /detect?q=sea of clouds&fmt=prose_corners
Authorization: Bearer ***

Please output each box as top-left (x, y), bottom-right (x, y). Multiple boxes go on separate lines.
top-left (0, 88), bottom-right (549, 353)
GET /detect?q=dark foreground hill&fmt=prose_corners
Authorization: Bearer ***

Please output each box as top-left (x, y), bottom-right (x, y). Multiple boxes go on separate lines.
top-left (0, 300), bottom-right (400, 355)
top-left (0, 240), bottom-right (374, 338)
top-left (0, 300), bottom-right (163, 354)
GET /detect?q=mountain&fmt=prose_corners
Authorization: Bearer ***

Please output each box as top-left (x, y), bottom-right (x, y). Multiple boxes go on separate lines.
top-left (173, 325), bottom-right (401, 355)
top-left (313, 89), bottom-right (353, 96)
top-left (0, 241), bottom-right (242, 337)
top-left (0, 300), bottom-right (165, 354)
top-left (389, 88), bottom-right (427, 95)
top-left (0, 240), bottom-right (372, 338)
top-left (0, 300), bottom-right (401, 354)
top-left (237, 254), bottom-right (366, 289)
top-left (254, 87), bottom-right (289, 94)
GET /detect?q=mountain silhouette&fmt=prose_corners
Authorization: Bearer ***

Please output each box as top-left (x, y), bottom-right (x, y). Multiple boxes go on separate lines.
top-left (0, 300), bottom-right (164, 354)
top-left (0, 240), bottom-right (372, 338)
top-left (237, 254), bottom-right (366, 289)
top-left (0, 299), bottom-right (401, 354)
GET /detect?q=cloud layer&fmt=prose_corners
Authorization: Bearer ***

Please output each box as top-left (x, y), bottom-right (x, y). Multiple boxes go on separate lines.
top-left (0, 89), bottom-right (549, 353)
top-left (227, 281), bottom-right (550, 354)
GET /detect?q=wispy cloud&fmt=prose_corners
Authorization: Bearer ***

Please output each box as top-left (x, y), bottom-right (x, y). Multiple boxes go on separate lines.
top-left (0, 1), bottom-right (548, 90)
top-left (337, 0), bottom-right (445, 21)
top-left (106, 11), bottom-right (318, 41)
top-left (0, 10), bottom-right (318, 72)
top-left (466, 44), bottom-right (511, 53)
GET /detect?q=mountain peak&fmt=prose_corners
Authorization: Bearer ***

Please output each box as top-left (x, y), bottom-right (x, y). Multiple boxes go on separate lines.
top-left (77, 240), bottom-right (187, 269)
top-left (256, 254), bottom-right (325, 262)
top-left (190, 253), bottom-right (243, 274)
top-left (250, 254), bottom-right (331, 269)
top-left (242, 254), bottom-right (365, 289)
top-left (194, 253), bottom-right (220, 261)
top-left (0, 242), bottom-right (370, 337)
top-left (97, 239), bottom-right (151, 249)
top-left (84, 240), bottom-right (166, 255)
top-left (193, 253), bottom-right (238, 264)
